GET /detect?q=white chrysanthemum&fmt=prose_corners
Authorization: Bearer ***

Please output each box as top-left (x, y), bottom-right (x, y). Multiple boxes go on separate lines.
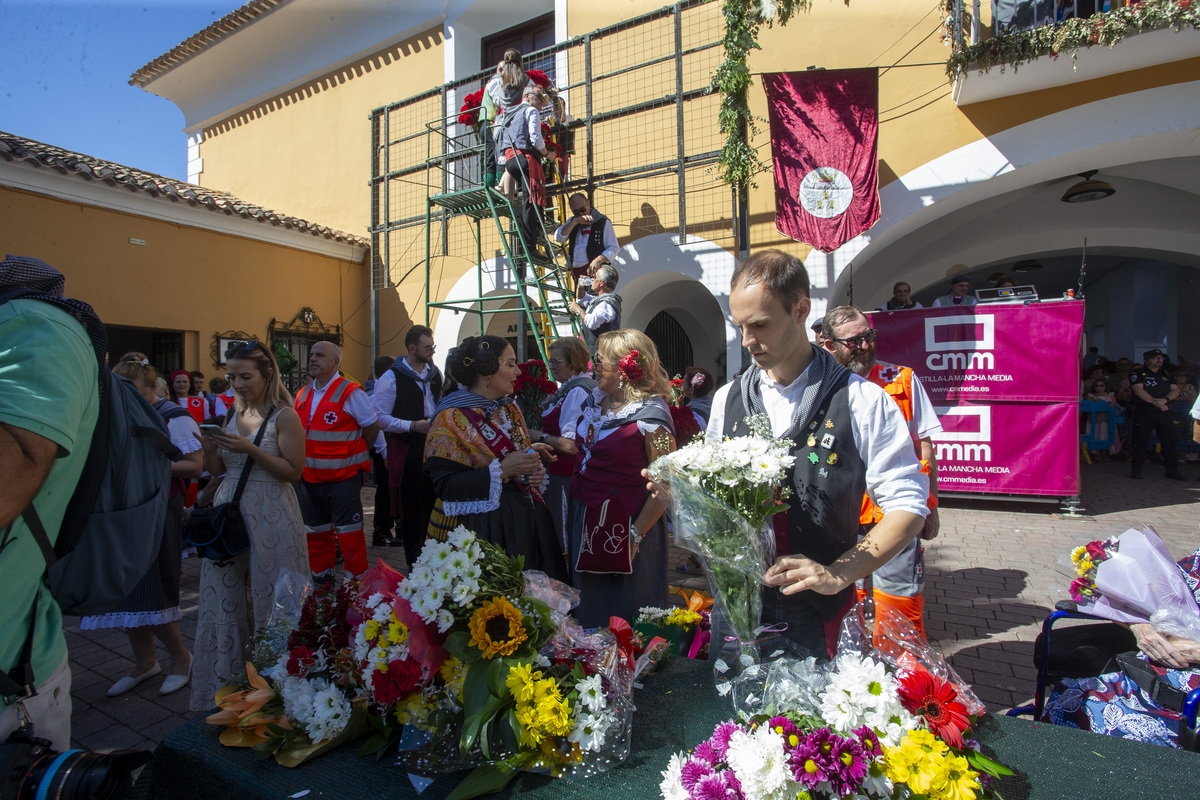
top-left (575, 673), bottom-right (607, 713)
top-left (372, 602), bottom-right (393, 624)
top-left (435, 608), bottom-right (455, 633)
top-left (861, 759), bottom-right (894, 797)
top-left (725, 725), bottom-right (795, 800)
top-left (534, 652), bottom-right (551, 668)
top-left (568, 712), bottom-right (609, 752)
top-left (366, 591), bottom-right (386, 609)
top-left (432, 565), bottom-right (455, 589)
top-left (447, 525), bottom-right (476, 550)
top-left (408, 564), bottom-right (434, 588)
top-left (450, 581), bottom-right (476, 606)
top-left (819, 656), bottom-right (905, 734)
top-left (659, 751), bottom-right (689, 800)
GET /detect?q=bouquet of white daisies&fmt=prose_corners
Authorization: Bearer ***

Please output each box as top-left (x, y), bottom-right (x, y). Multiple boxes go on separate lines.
top-left (649, 415), bottom-right (794, 713)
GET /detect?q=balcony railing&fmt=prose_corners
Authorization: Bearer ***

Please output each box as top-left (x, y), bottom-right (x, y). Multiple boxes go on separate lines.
top-left (947, 0), bottom-right (1198, 82)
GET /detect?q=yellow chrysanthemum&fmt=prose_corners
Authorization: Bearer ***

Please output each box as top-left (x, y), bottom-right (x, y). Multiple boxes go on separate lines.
top-left (666, 608), bottom-right (702, 628)
top-left (506, 662), bottom-right (537, 705)
top-left (903, 729), bottom-right (950, 757)
top-left (387, 618), bottom-right (409, 645)
top-left (467, 597), bottom-right (528, 658)
top-left (364, 619), bottom-right (381, 642)
top-left (934, 755), bottom-right (982, 800)
top-left (884, 745), bottom-right (916, 785)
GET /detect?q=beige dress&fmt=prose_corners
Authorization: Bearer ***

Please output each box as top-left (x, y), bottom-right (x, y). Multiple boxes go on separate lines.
top-left (189, 412), bottom-right (309, 711)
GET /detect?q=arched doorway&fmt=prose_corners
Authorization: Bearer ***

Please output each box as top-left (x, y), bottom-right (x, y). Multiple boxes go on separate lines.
top-left (645, 310), bottom-right (694, 379)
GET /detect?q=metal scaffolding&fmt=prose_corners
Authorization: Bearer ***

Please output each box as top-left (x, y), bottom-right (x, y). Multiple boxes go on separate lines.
top-left (369, 0), bottom-right (731, 362)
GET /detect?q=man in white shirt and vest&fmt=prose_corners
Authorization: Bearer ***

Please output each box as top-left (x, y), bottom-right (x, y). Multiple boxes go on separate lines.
top-left (554, 193), bottom-right (618, 290)
top-left (371, 325), bottom-right (443, 568)
top-left (822, 306), bottom-right (942, 639)
top-left (931, 274), bottom-right (977, 308)
top-left (567, 265), bottom-right (622, 350)
top-left (295, 341), bottom-right (380, 583)
top-left (702, 250), bottom-right (930, 659)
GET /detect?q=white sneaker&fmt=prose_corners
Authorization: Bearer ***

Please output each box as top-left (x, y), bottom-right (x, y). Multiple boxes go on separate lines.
top-left (107, 663), bottom-right (162, 696)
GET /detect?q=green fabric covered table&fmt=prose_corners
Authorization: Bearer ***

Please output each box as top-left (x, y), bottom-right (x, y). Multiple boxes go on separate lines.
top-left (131, 657), bottom-right (1199, 800)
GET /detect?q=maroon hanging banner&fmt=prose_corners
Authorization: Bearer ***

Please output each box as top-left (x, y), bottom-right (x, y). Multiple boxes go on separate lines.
top-left (763, 69), bottom-right (880, 253)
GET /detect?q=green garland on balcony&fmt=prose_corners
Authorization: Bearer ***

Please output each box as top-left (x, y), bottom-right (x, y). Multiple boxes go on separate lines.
top-left (712, 0), bottom-right (847, 189)
top-left (947, 0), bottom-right (1200, 83)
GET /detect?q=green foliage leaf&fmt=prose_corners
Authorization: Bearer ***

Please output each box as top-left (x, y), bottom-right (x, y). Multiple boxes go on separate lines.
top-left (444, 765), bottom-right (520, 800)
top-left (963, 748), bottom-right (1016, 777)
top-left (445, 630), bottom-right (480, 664)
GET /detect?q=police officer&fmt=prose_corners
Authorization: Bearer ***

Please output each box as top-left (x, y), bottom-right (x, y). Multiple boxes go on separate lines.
top-left (1129, 348), bottom-right (1184, 481)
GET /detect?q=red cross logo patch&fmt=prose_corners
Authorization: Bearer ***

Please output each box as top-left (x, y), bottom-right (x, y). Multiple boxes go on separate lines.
top-left (323, 411), bottom-right (339, 425)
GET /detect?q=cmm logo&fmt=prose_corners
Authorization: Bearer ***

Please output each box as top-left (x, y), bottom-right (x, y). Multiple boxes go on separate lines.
top-left (924, 314), bottom-right (995, 372)
top-left (932, 406), bottom-right (992, 462)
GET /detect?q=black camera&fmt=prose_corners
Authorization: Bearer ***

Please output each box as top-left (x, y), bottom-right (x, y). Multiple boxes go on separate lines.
top-left (0, 724), bottom-right (151, 800)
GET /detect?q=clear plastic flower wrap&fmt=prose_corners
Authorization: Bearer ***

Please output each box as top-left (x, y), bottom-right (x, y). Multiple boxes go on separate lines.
top-left (837, 597), bottom-right (986, 716)
top-left (252, 568), bottom-right (312, 668)
top-left (650, 454), bottom-right (778, 717)
top-left (522, 569), bottom-right (580, 618)
top-left (1057, 526), bottom-right (1200, 640)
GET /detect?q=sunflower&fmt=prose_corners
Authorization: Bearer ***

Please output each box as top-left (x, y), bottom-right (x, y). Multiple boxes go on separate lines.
top-left (468, 596), bottom-right (528, 658)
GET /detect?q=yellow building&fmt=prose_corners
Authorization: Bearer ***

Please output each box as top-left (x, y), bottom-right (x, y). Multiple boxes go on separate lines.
top-left (130, 0), bottom-right (1200, 374)
top-left (0, 132), bottom-right (371, 388)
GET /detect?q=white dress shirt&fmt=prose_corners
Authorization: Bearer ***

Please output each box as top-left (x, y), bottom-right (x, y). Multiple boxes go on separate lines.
top-left (706, 368), bottom-right (930, 519)
top-left (371, 361), bottom-right (436, 434)
top-left (305, 375), bottom-right (378, 427)
top-left (578, 292), bottom-right (618, 331)
top-left (931, 294), bottom-right (978, 308)
top-left (554, 216), bottom-right (619, 268)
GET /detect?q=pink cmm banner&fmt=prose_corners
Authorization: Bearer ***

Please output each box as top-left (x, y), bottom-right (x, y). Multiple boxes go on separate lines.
top-left (866, 302), bottom-right (1084, 497)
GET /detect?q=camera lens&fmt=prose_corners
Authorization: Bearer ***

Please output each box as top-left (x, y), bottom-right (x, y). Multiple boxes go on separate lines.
top-left (4, 745), bottom-right (152, 800)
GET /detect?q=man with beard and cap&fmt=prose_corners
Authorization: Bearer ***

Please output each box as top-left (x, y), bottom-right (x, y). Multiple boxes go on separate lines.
top-left (371, 325), bottom-right (443, 566)
top-left (659, 250), bottom-right (929, 660)
top-left (822, 306), bottom-right (942, 638)
top-left (295, 341), bottom-right (381, 583)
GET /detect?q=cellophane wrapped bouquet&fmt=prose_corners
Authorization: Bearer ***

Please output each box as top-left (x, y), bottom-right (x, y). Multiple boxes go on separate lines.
top-left (1059, 526), bottom-right (1200, 640)
top-left (379, 525), bottom-right (637, 800)
top-left (636, 590), bottom-right (713, 660)
top-left (648, 414), bottom-right (793, 712)
top-left (660, 602), bottom-right (1013, 800)
top-left (512, 359), bottom-right (557, 431)
top-left (206, 572), bottom-right (369, 766)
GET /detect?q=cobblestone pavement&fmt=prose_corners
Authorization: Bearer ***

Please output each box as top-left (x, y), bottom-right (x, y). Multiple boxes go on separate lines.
top-left (62, 460), bottom-right (1199, 754)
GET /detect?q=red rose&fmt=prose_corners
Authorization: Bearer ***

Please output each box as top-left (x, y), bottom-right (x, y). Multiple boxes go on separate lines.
top-left (372, 658), bottom-right (424, 705)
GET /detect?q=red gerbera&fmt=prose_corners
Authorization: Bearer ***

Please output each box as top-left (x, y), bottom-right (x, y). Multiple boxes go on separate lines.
top-left (897, 670), bottom-right (971, 749)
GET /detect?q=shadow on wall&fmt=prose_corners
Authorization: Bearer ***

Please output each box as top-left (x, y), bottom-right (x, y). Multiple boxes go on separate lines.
top-left (203, 27), bottom-right (446, 140)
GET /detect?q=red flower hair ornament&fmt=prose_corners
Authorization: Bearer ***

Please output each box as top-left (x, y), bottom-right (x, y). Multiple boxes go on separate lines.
top-left (618, 350), bottom-right (646, 383)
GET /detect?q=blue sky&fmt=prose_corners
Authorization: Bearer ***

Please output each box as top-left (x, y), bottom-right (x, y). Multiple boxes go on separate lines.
top-left (1, 0), bottom-right (247, 180)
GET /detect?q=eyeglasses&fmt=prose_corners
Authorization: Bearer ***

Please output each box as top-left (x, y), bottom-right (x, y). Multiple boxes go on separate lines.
top-left (547, 359), bottom-right (561, 368)
top-left (571, 207), bottom-right (586, 216)
top-left (829, 330), bottom-right (877, 349)
top-left (225, 340), bottom-right (265, 358)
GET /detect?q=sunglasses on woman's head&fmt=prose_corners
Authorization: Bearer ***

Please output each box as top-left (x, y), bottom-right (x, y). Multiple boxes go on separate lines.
top-left (226, 340), bottom-right (265, 359)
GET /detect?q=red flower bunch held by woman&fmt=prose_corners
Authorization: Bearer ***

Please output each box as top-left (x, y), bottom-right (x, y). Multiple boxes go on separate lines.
top-left (458, 88), bottom-right (484, 126)
top-left (526, 69), bottom-right (551, 89)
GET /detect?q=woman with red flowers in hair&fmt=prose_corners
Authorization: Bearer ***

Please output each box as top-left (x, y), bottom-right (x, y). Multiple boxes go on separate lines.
top-left (568, 330), bottom-right (676, 627)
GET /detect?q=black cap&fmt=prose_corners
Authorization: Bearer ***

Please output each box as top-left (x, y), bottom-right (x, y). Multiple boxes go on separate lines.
top-left (1143, 349), bottom-right (1165, 360)
top-left (811, 316), bottom-right (824, 332)
top-left (950, 274), bottom-right (970, 285)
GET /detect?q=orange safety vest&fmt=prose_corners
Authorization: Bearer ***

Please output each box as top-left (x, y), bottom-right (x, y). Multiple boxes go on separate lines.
top-left (859, 362), bottom-right (937, 524)
top-left (179, 396), bottom-right (206, 425)
top-left (296, 375), bottom-right (370, 483)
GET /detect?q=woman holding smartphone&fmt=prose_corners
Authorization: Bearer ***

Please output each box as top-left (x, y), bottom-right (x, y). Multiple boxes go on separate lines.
top-left (190, 340), bottom-right (309, 712)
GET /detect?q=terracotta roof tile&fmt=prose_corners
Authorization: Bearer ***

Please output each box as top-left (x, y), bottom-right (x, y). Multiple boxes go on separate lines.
top-left (0, 131), bottom-right (369, 249)
top-left (129, 0), bottom-right (291, 88)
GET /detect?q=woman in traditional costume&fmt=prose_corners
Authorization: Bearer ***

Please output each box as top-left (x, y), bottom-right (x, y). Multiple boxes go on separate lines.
top-left (527, 337), bottom-right (597, 552)
top-left (568, 330), bottom-right (675, 627)
top-left (424, 335), bottom-right (568, 581)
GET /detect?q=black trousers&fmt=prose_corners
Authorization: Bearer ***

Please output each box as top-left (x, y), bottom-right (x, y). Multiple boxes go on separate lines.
top-left (370, 450), bottom-right (392, 535)
top-left (395, 442), bottom-right (436, 568)
top-left (1130, 404), bottom-right (1178, 474)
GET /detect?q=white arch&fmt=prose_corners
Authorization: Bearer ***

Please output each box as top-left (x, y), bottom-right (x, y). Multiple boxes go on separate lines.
top-left (429, 232), bottom-right (743, 375)
top-left (816, 79), bottom-right (1200, 309)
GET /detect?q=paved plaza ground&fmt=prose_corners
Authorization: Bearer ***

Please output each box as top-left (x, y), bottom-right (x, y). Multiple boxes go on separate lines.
top-left (62, 459), bottom-right (1199, 755)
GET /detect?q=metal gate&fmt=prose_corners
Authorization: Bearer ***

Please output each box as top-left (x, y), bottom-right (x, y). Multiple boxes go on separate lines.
top-left (645, 310), bottom-right (694, 380)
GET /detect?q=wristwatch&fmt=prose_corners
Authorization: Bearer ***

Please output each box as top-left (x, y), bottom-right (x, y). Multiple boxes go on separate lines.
top-left (629, 523), bottom-right (644, 545)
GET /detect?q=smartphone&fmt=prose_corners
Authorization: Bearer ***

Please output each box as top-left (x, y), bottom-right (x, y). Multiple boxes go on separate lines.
top-left (199, 424), bottom-right (225, 435)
